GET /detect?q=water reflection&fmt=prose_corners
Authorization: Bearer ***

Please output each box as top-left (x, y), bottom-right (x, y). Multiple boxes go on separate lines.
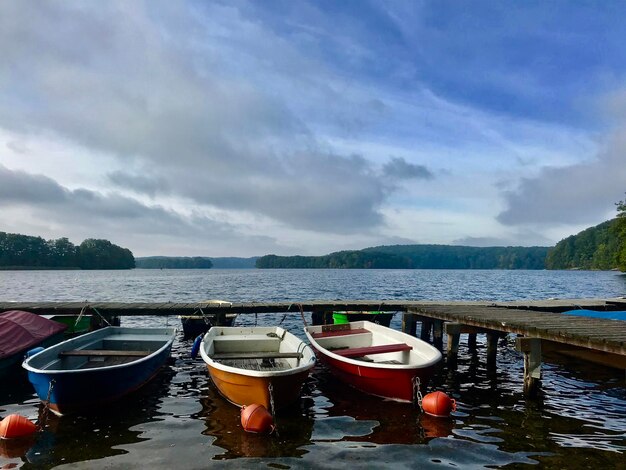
top-left (9, 365), bottom-right (175, 469)
top-left (197, 380), bottom-right (314, 459)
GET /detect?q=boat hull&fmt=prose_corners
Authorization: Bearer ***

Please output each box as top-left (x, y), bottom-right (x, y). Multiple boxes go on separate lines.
top-left (312, 344), bottom-right (433, 401)
top-left (207, 364), bottom-right (310, 410)
top-left (27, 345), bottom-right (172, 415)
top-left (200, 326), bottom-right (316, 411)
top-left (23, 327), bottom-right (176, 415)
top-left (180, 314), bottom-right (237, 339)
top-left (305, 321), bottom-right (441, 402)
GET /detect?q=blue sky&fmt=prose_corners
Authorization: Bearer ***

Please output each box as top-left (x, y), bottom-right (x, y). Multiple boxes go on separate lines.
top-left (1, 0), bottom-right (625, 257)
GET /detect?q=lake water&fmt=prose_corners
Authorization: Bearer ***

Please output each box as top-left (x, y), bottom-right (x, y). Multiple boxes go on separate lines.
top-left (1, 269), bottom-right (625, 469)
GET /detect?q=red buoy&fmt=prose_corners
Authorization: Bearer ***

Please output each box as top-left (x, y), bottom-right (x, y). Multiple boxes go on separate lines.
top-left (421, 391), bottom-right (456, 418)
top-left (240, 404), bottom-right (274, 433)
top-left (0, 414), bottom-right (37, 439)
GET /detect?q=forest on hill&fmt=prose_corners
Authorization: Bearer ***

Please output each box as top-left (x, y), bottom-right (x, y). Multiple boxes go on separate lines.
top-left (546, 218), bottom-right (625, 270)
top-left (256, 245), bottom-right (550, 269)
top-left (0, 232), bottom-right (135, 269)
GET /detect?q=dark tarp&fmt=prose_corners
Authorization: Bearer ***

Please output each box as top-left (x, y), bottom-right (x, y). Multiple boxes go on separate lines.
top-left (0, 310), bottom-right (67, 359)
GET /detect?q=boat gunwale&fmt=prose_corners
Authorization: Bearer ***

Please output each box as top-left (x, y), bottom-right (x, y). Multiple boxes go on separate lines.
top-left (304, 320), bottom-right (442, 370)
top-left (22, 326), bottom-right (177, 375)
top-left (200, 326), bottom-right (316, 378)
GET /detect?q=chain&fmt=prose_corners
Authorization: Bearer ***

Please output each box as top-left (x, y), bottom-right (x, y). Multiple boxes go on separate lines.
top-left (268, 382), bottom-right (278, 436)
top-left (412, 376), bottom-right (423, 411)
top-left (38, 378), bottom-right (55, 431)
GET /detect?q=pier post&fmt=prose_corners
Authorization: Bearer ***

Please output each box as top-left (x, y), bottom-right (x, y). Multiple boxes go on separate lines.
top-left (516, 337), bottom-right (542, 398)
top-left (402, 313), bottom-right (417, 336)
top-left (433, 320), bottom-right (444, 350)
top-left (444, 323), bottom-right (462, 360)
top-left (486, 332), bottom-right (499, 368)
top-left (418, 317), bottom-right (432, 342)
top-left (467, 333), bottom-right (477, 352)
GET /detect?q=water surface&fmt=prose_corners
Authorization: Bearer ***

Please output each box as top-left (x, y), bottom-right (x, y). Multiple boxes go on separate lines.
top-left (1, 269), bottom-right (625, 469)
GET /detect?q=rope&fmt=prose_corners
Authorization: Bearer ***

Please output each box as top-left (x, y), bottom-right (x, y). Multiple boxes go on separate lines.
top-left (297, 304), bottom-right (308, 327)
top-left (91, 307), bottom-right (111, 326)
top-left (38, 379), bottom-right (55, 431)
top-left (75, 304), bottom-right (88, 326)
top-left (268, 382), bottom-right (278, 436)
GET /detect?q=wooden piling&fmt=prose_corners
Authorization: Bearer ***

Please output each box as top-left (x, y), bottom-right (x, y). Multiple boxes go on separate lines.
top-left (402, 312), bottom-right (417, 336)
top-left (516, 337), bottom-right (542, 398)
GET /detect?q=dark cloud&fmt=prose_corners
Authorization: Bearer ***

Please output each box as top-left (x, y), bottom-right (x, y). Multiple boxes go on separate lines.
top-left (0, 165), bottom-right (279, 255)
top-left (497, 130), bottom-right (626, 226)
top-left (382, 157), bottom-right (434, 181)
top-left (0, 165), bottom-right (68, 203)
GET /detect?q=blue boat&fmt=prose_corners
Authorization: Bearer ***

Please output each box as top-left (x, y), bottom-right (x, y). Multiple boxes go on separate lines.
top-left (562, 309), bottom-right (626, 321)
top-left (22, 326), bottom-right (176, 415)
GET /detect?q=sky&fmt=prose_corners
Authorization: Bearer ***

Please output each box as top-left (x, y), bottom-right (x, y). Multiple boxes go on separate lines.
top-left (1, 0), bottom-right (625, 257)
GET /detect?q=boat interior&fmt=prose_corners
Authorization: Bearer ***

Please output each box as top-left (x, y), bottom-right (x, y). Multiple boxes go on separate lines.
top-left (208, 331), bottom-right (305, 371)
top-left (30, 333), bottom-right (169, 371)
top-left (311, 325), bottom-right (412, 364)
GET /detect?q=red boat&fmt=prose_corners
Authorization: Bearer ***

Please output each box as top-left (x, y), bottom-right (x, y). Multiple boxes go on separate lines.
top-left (304, 321), bottom-right (442, 402)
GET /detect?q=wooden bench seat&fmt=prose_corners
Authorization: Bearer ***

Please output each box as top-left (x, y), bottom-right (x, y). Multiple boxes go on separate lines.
top-left (211, 351), bottom-right (303, 360)
top-left (311, 328), bottom-right (371, 339)
top-left (333, 343), bottom-right (412, 358)
top-left (59, 349), bottom-right (151, 357)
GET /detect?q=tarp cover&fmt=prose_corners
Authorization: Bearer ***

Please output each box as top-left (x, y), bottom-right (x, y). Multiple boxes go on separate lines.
top-left (0, 310), bottom-right (67, 359)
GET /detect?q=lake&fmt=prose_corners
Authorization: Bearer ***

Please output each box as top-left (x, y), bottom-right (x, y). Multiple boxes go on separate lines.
top-left (1, 269), bottom-right (625, 469)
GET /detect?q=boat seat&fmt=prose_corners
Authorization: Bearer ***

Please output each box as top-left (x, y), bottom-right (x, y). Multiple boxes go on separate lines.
top-left (211, 351), bottom-right (303, 360)
top-left (311, 328), bottom-right (371, 339)
top-left (333, 343), bottom-right (412, 358)
top-left (59, 349), bottom-right (151, 357)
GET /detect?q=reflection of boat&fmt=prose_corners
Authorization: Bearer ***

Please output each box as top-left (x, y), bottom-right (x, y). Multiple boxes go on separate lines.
top-left (179, 300), bottom-right (237, 339)
top-left (22, 326), bottom-right (176, 415)
top-left (0, 310), bottom-right (67, 378)
top-left (332, 311), bottom-right (393, 327)
top-left (199, 326), bottom-right (316, 411)
top-left (199, 386), bottom-right (314, 459)
top-left (304, 321), bottom-right (441, 402)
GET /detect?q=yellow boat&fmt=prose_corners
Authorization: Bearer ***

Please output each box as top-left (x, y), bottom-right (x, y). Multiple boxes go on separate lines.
top-left (199, 326), bottom-right (316, 411)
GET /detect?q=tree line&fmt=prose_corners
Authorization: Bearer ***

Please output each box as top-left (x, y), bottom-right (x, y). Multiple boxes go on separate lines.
top-left (256, 245), bottom-right (550, 269)
top-left (547, 197), bottom-right (626, 271)
top-left (0, 232), bottom-right (135, 269)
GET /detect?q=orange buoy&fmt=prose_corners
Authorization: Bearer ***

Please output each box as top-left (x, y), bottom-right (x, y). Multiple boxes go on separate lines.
top-left (240, 404), bottom-right (274, 433)
top-left (0, 414), bottom-right (37, 439)
top-left (421, 391), bottom-right (456, 418)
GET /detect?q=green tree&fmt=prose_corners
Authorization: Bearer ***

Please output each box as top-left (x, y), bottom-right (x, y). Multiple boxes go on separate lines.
top-left (78, 239), bottom-right (135, 269)
top-left (616, 196), bottom-right (626, 271)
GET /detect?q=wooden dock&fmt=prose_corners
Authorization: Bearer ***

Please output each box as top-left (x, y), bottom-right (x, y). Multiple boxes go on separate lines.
top-left (2, 297), bottom-right (625, 397)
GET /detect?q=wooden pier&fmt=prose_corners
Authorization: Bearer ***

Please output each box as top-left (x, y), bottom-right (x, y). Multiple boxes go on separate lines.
top-left (2, 297), bottom-right (625, 397)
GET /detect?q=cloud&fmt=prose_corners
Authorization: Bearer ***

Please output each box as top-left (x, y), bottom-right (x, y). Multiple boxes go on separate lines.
top-left (0, 1), bottom-right (395, 234)
top-left (453, 231), bottom-right (553, 247)
top-left (107, 171), bottom-right (170, 198)
top-left (0, 165), bottom-right (279, 256)
top-left (497, 128), bottom-right (626, 226)
top-left (382, 157), bottom-right (434, 180)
